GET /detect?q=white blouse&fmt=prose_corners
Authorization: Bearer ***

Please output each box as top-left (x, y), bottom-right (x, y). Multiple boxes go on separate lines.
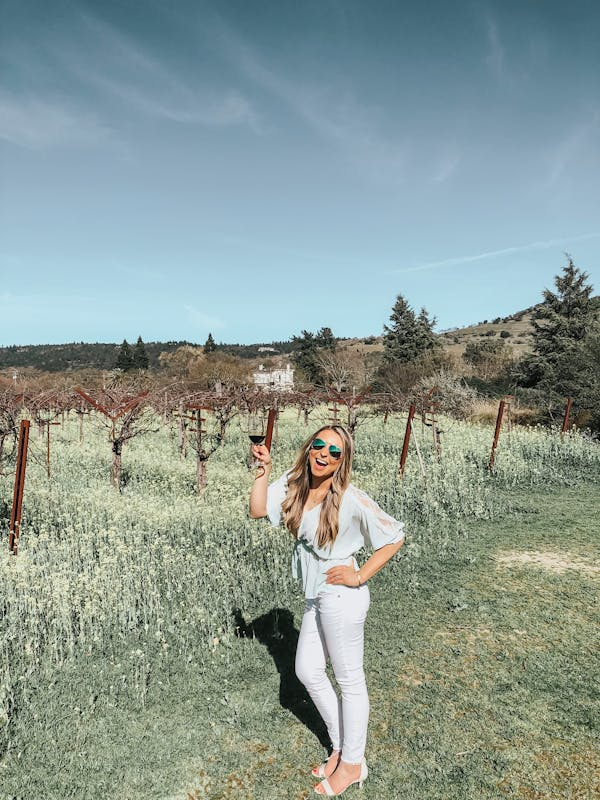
top-left (266, 471), bottom-right (406, 599)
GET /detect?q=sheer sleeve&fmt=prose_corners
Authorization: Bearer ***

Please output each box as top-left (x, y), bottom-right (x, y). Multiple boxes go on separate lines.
top-left (351, 486), bottom-right (406, 550)
top-left (266, 471), bottom-right (289, 528)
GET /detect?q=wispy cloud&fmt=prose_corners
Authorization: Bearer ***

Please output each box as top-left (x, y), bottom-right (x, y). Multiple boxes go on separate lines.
top-left (392, 232), bottom-right (600, 275)
top-left (0, 91), bottom-right (113, 149)
top-left (1, 10), bottom-right (262, 142)
top-left (212, 19), bottom-right (408, 182)
top-left (184, 304), bottom-right (225, 331)
top-left (60, 13), bottom-right (262, 131)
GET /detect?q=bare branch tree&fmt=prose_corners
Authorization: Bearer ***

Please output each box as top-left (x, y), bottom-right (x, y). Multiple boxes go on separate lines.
top-left (73, 386), bottom-right (157, 490)
top-left (0, 391), bottom-right (20, 474)
top-left (185, 391), bottom-right (239, 493)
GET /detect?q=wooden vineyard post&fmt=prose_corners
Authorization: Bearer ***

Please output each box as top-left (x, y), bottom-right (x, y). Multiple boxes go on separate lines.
top-left (423, 402), bottom-right (442, 459)
top-left (77, 407), bottom-right (85, 442)
top-left (399, 404), bottom-right (416, 478)
top-left (178, 400), bottom-right (186, 459)
top-left (264, 408), bottom-right (277, 451)
top-left (194, 408), bottom-right (209, 493)
top-left (8, 420), bottom-right (30, 555)
top-left (177, 403), bottom-right (210, 492)
top-left (328, 399), bottom-right (340, 425)
top-left (561, 397), bottom-right (573, 438)
top-left (488, 400), bottom-right (506, 471)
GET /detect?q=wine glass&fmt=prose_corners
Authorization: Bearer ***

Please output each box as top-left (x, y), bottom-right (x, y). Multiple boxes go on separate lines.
top-left (244, 411), bottom-right (266, 468)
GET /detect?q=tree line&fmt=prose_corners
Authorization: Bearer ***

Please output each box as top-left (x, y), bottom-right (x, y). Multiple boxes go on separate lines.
top-left (2, 257), bottom-right (598, 430)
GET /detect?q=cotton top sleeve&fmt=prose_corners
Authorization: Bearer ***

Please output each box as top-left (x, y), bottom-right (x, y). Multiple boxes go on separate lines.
top-left (266, 471), bottom-right (289, 527)
top-left (348, 485), bottom-right (406, 551)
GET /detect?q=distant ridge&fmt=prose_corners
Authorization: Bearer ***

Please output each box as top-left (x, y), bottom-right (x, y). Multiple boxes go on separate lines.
top-left (0, 341), bottom-right (192, 372)
top-left (0, 338), bottom-right (296, 372)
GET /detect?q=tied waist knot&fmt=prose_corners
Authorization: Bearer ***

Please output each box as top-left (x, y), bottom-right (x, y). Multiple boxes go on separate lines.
top-left (292, 538), bottom-right (358, 582)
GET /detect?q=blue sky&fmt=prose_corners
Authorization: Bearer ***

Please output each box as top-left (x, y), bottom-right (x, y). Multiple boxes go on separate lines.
top-left (1, 0), bottom-right (599, 346)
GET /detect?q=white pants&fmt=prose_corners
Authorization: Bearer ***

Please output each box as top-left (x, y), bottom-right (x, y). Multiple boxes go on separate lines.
top-left (295, 584), bottom-right (370, 764)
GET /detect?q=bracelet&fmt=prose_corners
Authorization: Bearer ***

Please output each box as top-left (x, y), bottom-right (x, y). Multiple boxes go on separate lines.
top-left (356, 569), bottom-right (363, 587)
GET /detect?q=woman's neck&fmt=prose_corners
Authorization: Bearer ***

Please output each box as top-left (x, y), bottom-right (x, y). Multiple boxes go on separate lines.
top-left (309, 476), bottom-right (333, 494)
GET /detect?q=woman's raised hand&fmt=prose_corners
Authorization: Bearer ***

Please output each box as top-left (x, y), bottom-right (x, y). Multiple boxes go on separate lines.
top-left (325, 564), bottom-right (360, 587)
top-left (251, 444), bottom-right (272, 469)
top-left (251, 443), bottom-right (271, 465)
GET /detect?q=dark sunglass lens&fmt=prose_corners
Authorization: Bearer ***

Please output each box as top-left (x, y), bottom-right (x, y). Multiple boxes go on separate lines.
top-left (311, 438), bottom-right (343, 459)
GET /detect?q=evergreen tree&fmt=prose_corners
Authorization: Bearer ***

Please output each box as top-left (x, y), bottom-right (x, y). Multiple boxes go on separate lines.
top-left (579, 321), bottom-right (600, 430)
top-left (315, 327), bottom-right (337, 351)
top-left (132, 336), bottom-right (149, 370)
top-left (291, 328), bottom-right (337, 384)
top-left (291, 330), bottom-right (318, 382)
top-left (415, 307), bottom-right (439, 353)
top-left (204, 332), bottom-right (216, 354)
top-left (519, 257), bottom-right (596, 394)
top-left (382, 295), bottom-right (438, 364)
top-left (116, 340), bottom-right (134, 371)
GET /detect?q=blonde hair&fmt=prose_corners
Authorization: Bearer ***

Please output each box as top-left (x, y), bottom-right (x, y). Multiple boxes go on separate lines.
top-left (281, 425), bottom-right (354, 548)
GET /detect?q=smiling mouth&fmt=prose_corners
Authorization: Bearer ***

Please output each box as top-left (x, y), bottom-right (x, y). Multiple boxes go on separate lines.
top-left (315, 458), bottom-right (328, 467)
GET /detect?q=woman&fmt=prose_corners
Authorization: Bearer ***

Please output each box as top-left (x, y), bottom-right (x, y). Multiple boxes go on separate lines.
top-left (249, 425), bottom-right (405, 796)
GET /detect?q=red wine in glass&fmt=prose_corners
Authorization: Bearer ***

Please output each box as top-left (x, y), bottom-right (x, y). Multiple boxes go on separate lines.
top-left (246, 413), bottom-right (266, 467)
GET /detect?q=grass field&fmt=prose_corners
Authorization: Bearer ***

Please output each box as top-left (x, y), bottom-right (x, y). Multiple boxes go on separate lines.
top-left (0, 411), bottom-right (598, 799)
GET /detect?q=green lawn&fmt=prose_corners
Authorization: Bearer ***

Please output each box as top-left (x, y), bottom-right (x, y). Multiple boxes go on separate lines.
top-left (2, 481), bottom-right (597, 800)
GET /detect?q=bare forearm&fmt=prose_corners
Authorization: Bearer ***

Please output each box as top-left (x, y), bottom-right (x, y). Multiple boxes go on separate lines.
top-left (359, 540), bottom-right (404, 583)
top-left (249, 464), bottom-right (272, 518)
top-left (326, 539), bottom-right (404, 587)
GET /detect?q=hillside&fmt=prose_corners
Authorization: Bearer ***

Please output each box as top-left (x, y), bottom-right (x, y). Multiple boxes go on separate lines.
top-left (439, 307), bottom-right (537, 360)
top-left (441, 294), bottom-right (600, 360)
top-left (330, 307), bottom-right (539, 362)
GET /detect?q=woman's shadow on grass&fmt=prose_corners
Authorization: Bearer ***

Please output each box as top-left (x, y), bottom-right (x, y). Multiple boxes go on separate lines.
top-left (232, 607), bottom-right (329, 749)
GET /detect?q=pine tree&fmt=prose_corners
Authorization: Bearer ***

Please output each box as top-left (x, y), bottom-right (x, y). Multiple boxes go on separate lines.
top-left (291, 330), bottom-right (318, 382)
top-left (415, 307), bottom-right (439, 353)
top-left (382, 295), bottom-right (438, 363)
top-left (204, 333), bottom-right (216, 354)
top-left (315, 327), bottom-right (336, 351)
top-left (291, 328), bottom-right (337, 384)
top-left (116, 340), bottom-right (134, 371)
top-left (132, 336), bottom-right (149, 370)
top-left (520, 257), bottom-right (595, 393)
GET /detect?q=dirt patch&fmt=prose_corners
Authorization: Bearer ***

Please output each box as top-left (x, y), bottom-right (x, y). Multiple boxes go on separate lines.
top-left (495, 550), bottom-right (600, 577)
top-left (393, 663), bottom-right (433, 699)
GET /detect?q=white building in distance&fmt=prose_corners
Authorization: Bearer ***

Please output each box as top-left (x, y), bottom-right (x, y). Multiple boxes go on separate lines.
top-left (253, 363), bottom-right (294, 392)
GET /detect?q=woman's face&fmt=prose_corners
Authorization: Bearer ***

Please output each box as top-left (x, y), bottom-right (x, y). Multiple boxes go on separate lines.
top-left (308, 429), bottom-right (345, 482)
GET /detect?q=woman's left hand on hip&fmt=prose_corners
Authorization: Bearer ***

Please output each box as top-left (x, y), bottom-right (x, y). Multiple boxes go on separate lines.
top-left (325, 565), bottom-right (359, 587)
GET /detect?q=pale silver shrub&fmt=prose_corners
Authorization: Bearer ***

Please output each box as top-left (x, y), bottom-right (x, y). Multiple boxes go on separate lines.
top-left (411, 369), bottom-right (479, 419)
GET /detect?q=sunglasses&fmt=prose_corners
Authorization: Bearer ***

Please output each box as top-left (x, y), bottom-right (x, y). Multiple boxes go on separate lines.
top-left (310, 438), bottom-right (343, 460)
